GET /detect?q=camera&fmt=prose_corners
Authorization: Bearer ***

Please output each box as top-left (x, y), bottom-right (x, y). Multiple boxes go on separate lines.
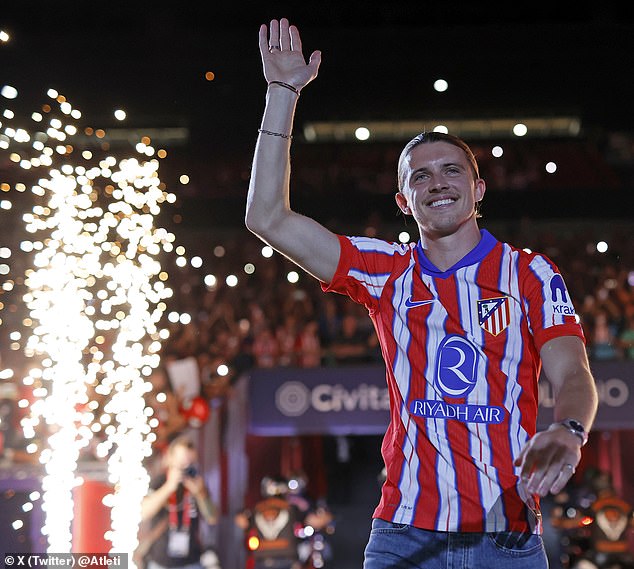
top-left (183, 465), bottom-right (198, 478)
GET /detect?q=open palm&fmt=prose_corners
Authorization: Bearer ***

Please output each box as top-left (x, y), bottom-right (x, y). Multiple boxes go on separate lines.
top-left (258, 18), bottom-right (321, 92)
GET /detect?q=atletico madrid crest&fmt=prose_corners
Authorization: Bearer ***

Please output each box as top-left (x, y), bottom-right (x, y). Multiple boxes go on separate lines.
top-left (477, 297), bottom-right (511, 336)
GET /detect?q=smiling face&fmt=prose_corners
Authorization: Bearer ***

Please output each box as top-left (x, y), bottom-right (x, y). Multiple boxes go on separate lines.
top-left (396, 140), bottom-right (486, 240)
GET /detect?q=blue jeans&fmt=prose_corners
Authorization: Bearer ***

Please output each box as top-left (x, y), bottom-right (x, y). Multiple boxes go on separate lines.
top-left (364, 519), bottom-right (548, 569)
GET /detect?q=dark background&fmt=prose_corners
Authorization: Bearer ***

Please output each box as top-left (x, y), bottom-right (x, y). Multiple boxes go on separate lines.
top-left (2, 1), bottom-right (634, 225)
top-left (3, 1), bottom-right (634, 139)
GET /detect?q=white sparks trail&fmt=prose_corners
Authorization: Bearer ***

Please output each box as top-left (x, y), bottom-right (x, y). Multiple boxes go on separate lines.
top-left (1, 87), bottom-right (179, 558)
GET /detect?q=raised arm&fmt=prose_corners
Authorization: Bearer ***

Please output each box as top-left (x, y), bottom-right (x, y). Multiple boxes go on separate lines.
top-left (245, 18), bottom-right (340, 283)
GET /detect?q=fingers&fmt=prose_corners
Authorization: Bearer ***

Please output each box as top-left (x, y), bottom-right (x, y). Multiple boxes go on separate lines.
top-left (550, 464), bottom-right (576, 495)
top-left (269, 19), bottom-right (280, 50)
top-left (258, 25), bottom-right (269, 56)
top-left (513, 440), bottom-right (529, 469)
top-left (515, 430), bottom-right (581, 497)
top-left (166, 466), bottom-right (184, 488)
top-left (262, 18), bottom-right (300, 52)
top-left (528, 462), bottom-right (576, 497)
top-left (308, 50), bottom-right (322, 75)
top-left (259, 20), bottom-right (281, 58)
top-left (517, 451), bottom-right (578, 496)
top-left (289, 24), bottom-right (302, 52)
top-left (514, 437), bottom-right (536, 485)
top-left (279, 18), bottom-right (290, 51)
top-left (525, 465), bottom-right (564, 497)
top-left (183, 475), bottom-right (204, 495)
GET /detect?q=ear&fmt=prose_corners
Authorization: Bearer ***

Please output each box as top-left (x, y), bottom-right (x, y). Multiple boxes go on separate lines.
top-left (395, 191), bottom-right (411, 215)
top-left (475, 178), bottom-right (486, 202)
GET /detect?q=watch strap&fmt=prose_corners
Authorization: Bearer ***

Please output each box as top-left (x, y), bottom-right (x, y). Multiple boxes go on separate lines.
top-left (556, 418), bottom-right (588, 446)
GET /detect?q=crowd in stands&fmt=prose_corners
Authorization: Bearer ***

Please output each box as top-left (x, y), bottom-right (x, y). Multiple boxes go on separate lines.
top-left (150, 136), bottom-right (634, 422)
top-left (159, 217), bottom-right (634, 412)
top-left (1, 133), bottom-right (633, 459)
top-left (168, 135), bottom-right (631, 200)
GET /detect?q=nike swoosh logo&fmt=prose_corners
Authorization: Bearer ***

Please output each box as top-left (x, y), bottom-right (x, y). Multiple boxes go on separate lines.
top-left (404, 296), bottom-right (436, 308)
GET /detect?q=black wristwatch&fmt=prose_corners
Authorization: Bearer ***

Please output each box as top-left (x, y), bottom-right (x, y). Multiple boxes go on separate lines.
top-left (556, 418), bottom-right (588, 446)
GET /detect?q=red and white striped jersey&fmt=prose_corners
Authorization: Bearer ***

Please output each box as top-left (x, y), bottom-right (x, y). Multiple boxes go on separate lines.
top-left (322, 230), bottom-right (584, 533)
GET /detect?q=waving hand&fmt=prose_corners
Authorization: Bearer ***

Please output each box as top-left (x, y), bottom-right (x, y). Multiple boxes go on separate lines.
top-left (258, 18), bottom-right (321, 93)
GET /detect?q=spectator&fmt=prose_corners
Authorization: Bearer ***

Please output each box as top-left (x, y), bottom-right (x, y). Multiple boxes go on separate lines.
top-left (140, 434), bottom-right (218, 569)
top-left (590, 309), bottom-right (621, 360)
top-left (618, 313), bottom-right (634, 359)
top-left (276, 313), bottom-right (301, 367)
top-left (296, 320), bottom-right (322, 368)
top-left (252, 323), bottom-right (281, 368)
top-left (327, 313), bottom-right (373, 366)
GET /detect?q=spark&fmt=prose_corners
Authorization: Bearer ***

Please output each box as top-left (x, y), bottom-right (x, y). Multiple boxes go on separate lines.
top-left (1, 88), bottom-right (178, 558)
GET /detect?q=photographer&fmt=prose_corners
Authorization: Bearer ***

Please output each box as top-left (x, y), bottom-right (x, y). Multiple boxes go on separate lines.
top-left (140, 434), bottom-right (218, 569)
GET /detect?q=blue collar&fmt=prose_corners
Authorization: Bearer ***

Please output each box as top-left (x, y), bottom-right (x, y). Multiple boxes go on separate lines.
top-left (415, 229), bottom-right (498, 278)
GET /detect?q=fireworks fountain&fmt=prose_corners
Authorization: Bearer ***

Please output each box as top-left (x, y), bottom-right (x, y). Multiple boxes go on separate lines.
top-left (1, 85), bottom-right (179, 558)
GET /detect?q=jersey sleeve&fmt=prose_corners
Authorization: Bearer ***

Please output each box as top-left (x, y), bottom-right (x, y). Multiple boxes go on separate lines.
top-left (321, 234), bottom-right (407, 312)
top-left (522, 252), bottom-right (585, 351)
